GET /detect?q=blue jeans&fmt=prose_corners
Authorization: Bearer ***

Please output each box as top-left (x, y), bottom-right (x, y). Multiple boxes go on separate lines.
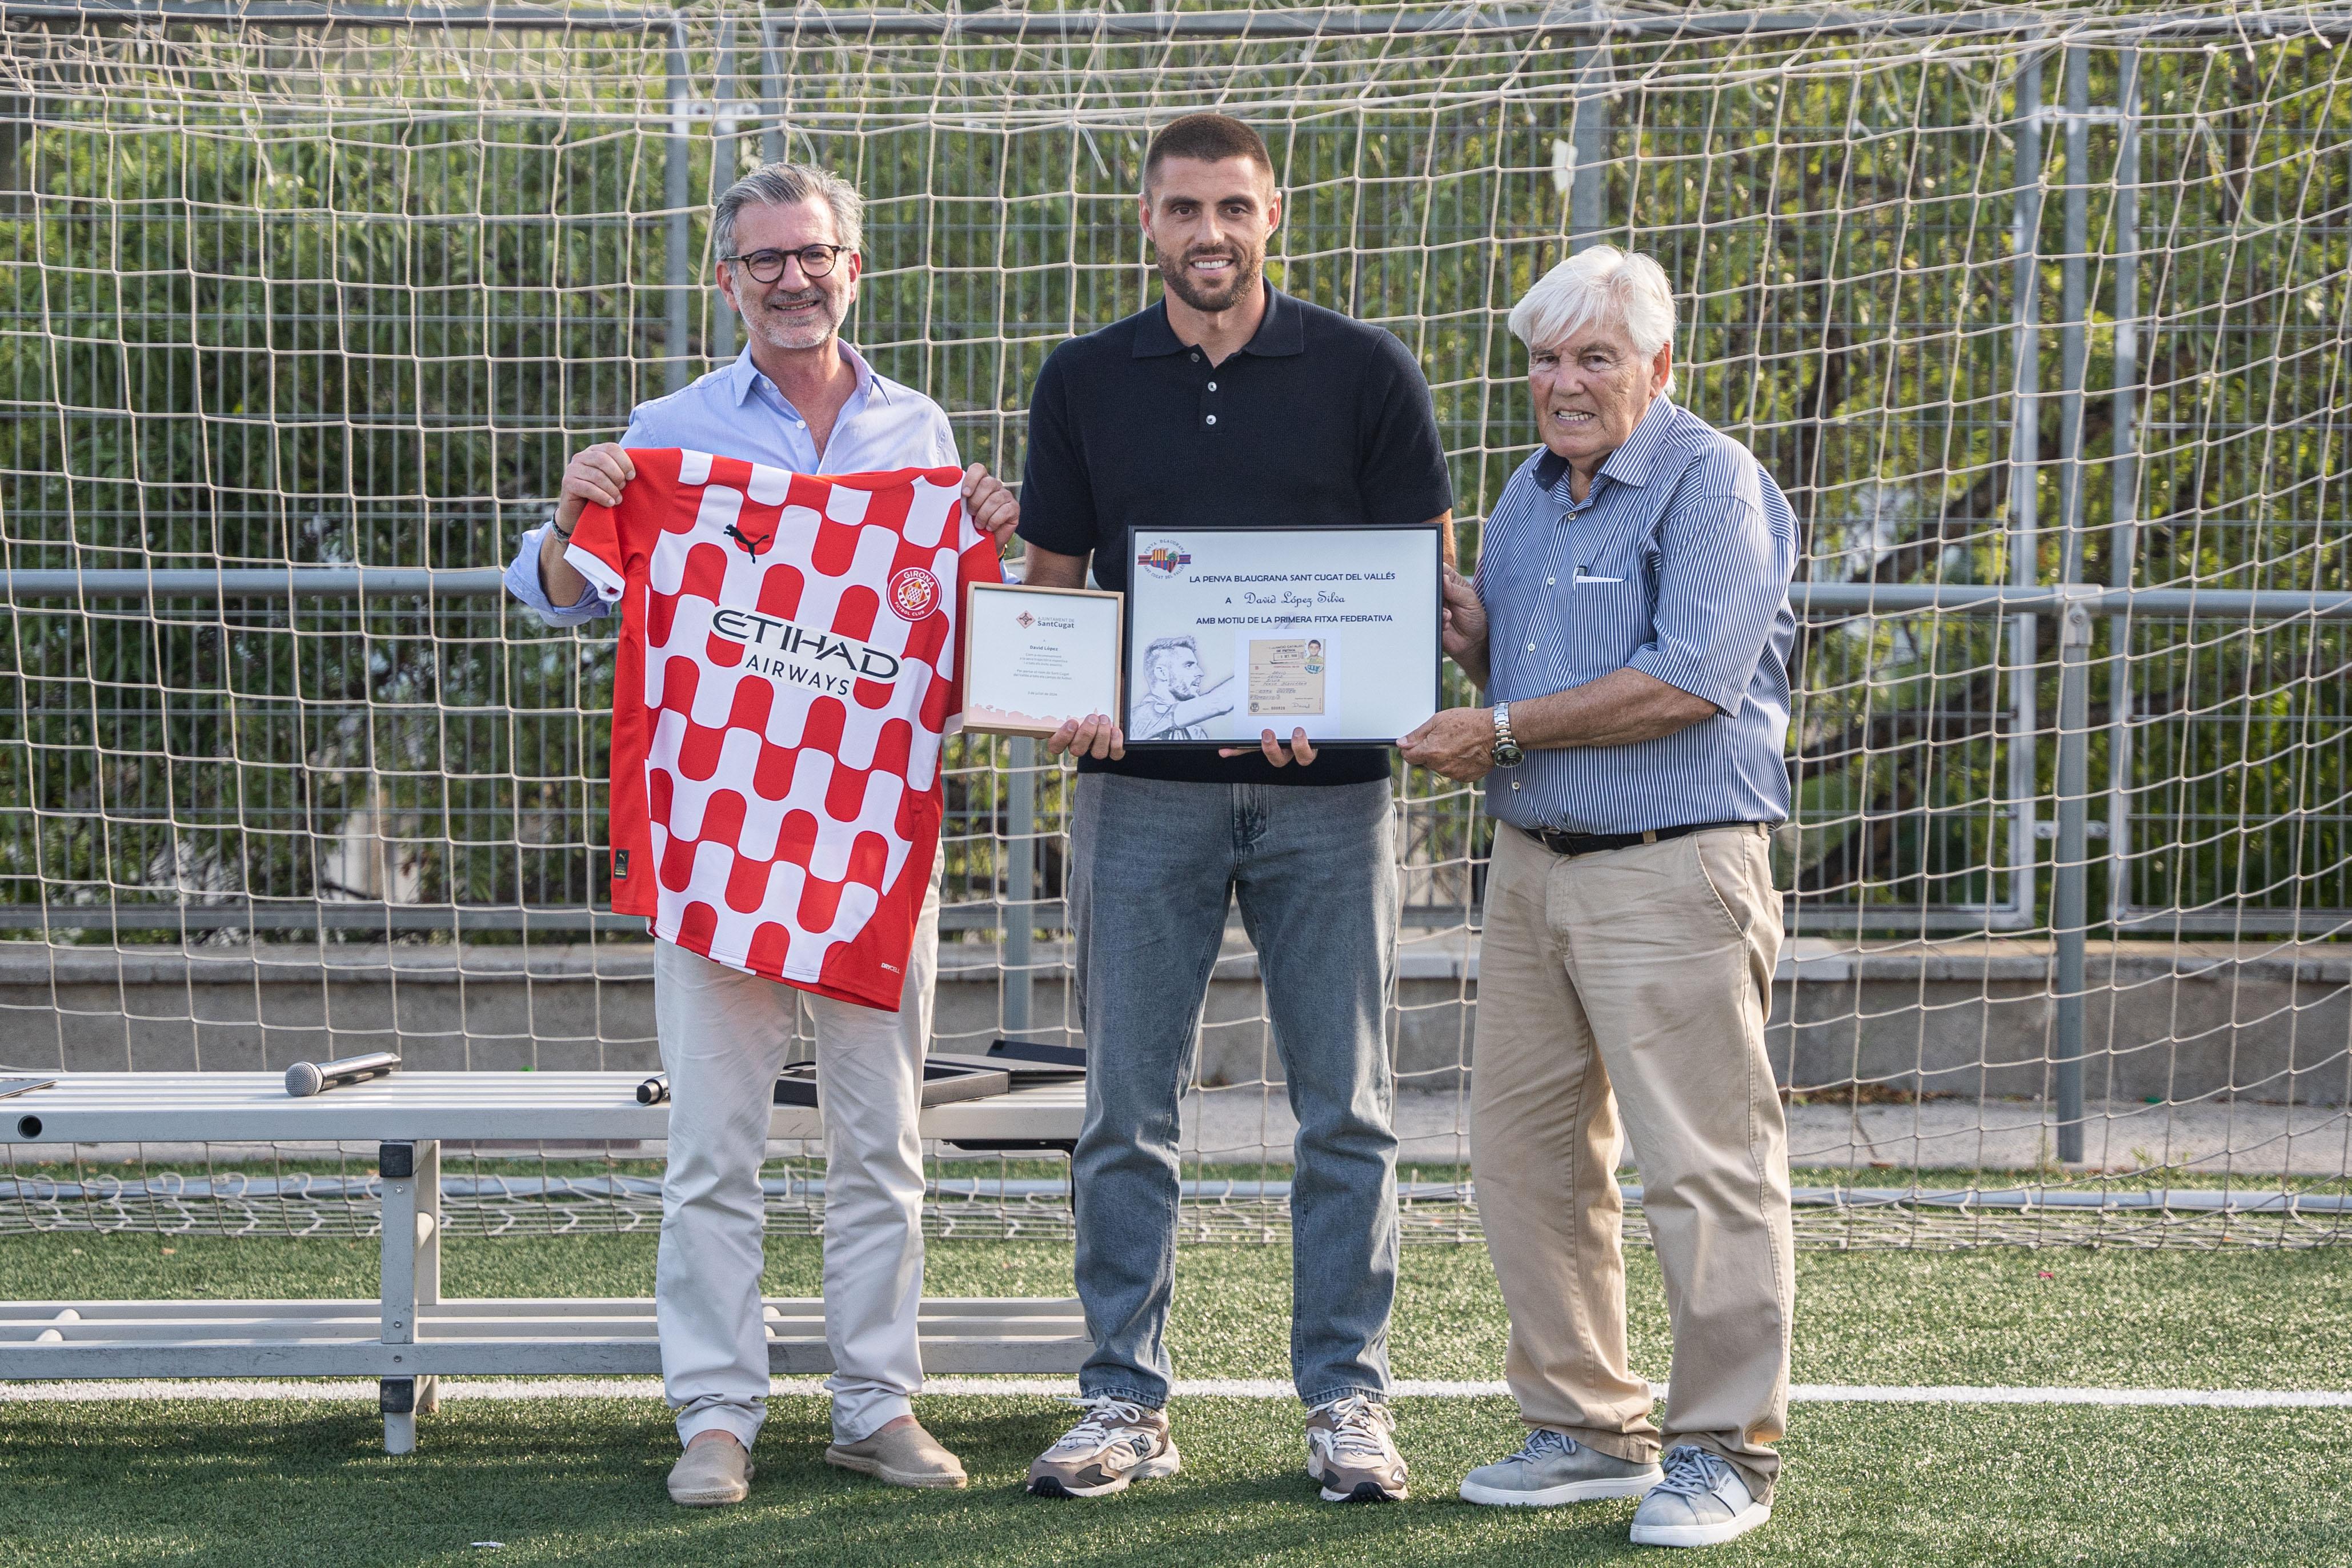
top-left (1068, 773), bottom-right (1401, 1409)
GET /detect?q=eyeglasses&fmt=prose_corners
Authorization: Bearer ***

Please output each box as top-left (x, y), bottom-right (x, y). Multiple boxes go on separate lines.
top-left (723, 244), bottom-right (852, 283)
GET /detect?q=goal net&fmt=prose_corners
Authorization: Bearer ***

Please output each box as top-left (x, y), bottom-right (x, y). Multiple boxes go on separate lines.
top-left (2, 1), bottom-right (2349, 1246)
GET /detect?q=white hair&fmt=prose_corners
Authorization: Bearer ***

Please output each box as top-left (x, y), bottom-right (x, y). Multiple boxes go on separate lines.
top-left (1506, 244), bottom-right (1677, 364)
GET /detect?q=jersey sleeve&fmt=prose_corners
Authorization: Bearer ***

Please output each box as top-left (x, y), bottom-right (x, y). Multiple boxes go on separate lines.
top-left (940, 492), bottom-right (1008, 733)
top-left (564, 501), bottom-right (628, 603)
top-left (563, 448), bottom-right (678, 603)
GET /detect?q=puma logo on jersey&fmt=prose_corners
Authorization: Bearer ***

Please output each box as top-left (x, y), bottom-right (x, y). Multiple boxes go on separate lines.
top-left (723, 523), bottom-right (771, 558)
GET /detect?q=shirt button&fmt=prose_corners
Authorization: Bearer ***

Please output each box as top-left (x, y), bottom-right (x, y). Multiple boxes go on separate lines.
top-left (1191, 352), bottom-right (1201, 363)
top-left (1205, 415), bottom-right (1218, 426)
top-left (1546, 576), bottom-right (1556, 586)
top-left (1524, 642), bottom-right (1535, 652)
top-left (1207, 381), bottom-right (1217, 392)
top-left (1512, 781), bottom-right (1521, 791)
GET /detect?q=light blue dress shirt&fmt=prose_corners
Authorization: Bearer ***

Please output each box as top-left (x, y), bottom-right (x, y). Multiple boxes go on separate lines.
top-left (1474, 395), bottom-right (1797, 836)
top-left (503, 342), bottom-right (961, 625)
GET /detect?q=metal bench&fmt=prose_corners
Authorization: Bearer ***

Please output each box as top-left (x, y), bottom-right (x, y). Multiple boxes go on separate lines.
top-left (0, 1071), bottom-right (1089, 1451)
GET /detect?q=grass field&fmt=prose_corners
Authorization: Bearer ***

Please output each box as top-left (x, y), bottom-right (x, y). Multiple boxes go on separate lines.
top-left (3, 1236), bottom-right (2347, 1567)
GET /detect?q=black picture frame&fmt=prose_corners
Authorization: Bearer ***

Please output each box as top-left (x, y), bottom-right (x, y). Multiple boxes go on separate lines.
top-left (1119, 522), bottom-right (1445, 748)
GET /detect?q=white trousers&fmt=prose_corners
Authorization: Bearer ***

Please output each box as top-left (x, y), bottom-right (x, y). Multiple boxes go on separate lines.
top-left (652, 865), bottom-right (940, 1449)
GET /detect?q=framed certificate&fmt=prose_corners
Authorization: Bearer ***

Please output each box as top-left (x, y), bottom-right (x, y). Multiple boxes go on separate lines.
top-left (961, 580), bottom-right (1125, 737)
top-left (1121, 524), bottom-right (1443, 747)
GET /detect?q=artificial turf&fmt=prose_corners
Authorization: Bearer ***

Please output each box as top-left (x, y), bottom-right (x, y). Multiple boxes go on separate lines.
top-left (3, 1397), bottom-right (2345, 1568)
top-left (2, 1237), bottom-right (2346, 1566)
top-left (6, 1232), bottom-right (2346, 1390)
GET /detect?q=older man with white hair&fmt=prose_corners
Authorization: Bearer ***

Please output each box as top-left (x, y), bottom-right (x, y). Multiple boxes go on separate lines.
top-left (1402, 244), bottom-right (1797, 1549)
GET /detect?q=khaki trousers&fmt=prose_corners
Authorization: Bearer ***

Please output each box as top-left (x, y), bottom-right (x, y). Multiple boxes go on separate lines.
top-left (653, 860), bottom-right (941, 1450)
top-left (1469, 821), bottom-right (1794, 1498)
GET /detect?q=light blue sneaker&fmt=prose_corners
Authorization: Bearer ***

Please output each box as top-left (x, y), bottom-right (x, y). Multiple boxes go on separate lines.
top-left (1459, 1427), bottom-right (1664, 1507)
top-left (1628, 1445), bottom-right (1772, 1547)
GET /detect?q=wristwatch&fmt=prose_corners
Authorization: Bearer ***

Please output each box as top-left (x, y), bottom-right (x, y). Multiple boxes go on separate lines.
top-left (1491, 702), bottom-right (1525, 768)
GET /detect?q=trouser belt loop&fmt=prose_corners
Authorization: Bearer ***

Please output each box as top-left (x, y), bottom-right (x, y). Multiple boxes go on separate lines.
top-left (1641, 830), bottom-right (1658, 844)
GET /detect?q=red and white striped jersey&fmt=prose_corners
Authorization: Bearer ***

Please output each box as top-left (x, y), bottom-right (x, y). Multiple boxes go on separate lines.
top-left (567, 448), bottom-right (1001, 1010)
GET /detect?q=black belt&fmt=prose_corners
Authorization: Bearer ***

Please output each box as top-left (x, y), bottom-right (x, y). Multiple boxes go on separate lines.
top-left (1517, 820), bottom-right (1764, 858)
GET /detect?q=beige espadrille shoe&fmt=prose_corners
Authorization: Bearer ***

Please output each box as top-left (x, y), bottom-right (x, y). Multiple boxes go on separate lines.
top-left (824, 1420), bottom-right (968, 1489)
top-left (667, 1435), bottom-right (754, 1506)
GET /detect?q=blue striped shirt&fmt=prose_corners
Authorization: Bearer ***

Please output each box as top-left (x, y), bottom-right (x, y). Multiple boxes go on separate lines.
top-left (1474, 395), bottom-right (1796, 835)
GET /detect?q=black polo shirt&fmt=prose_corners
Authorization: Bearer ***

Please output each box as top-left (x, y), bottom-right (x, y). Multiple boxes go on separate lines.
top-left (1015, 283), bottom-right (1453, 787)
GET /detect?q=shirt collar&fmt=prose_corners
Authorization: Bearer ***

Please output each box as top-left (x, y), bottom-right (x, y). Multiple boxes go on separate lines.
top-left (839, 340), bottom-right (884, 401)
top-left (1532, 394), bottom-right (1677, 496)
top-left (1129, 280), bottom-right (1305, 359)
top-left (723, 347), bottom-right (763, 404)
top-left (724, 341), bottom-right (880, 406)
top-left (1241, 284), bottom-right (1305, 357)
top-left (1131, 301), bottom-right (1183, 358)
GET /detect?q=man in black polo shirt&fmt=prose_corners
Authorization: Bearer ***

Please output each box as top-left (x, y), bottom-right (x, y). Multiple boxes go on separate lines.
top-left (1015, 113), bottom-right (1453, 1505)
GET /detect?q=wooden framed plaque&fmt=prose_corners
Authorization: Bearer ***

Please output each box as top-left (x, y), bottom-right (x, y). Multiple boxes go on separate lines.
top-left (961, 580), bottom-right (1125, 737)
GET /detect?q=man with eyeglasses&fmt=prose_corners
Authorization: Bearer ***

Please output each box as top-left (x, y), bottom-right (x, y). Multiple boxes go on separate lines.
top-left (503, 161), bottom-right (1019, 1507)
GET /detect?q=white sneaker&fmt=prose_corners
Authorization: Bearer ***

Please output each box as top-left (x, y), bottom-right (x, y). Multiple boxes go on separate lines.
top-left (1304, 1395), bottom-right (1408, 1502)
top-left (1025, 1397), bottom-right (1181, 1498)
top-left (1628, 1445), bottom-right (1772, 1547)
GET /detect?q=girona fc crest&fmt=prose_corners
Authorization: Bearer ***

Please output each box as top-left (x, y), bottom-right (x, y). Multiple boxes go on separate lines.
top-left (887, 566), bottom-right (941, 621)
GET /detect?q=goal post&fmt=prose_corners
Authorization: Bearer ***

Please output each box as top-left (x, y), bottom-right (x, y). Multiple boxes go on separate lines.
top-left (2, 1), bottom-right (2350, 1245)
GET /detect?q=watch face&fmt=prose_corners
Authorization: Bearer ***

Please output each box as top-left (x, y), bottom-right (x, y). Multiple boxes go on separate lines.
top-left (1492, 705), bottom-right (1521, 768)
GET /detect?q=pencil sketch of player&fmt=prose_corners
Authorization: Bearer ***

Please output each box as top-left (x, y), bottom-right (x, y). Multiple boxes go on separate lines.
top-left (1132, 635), bottom-right (1236, 740)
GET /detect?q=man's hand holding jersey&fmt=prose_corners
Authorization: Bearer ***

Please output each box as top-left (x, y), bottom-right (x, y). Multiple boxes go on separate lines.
top-left (539, 444), bottom-right (1018, 606)
top-left (960, 463), bottom-right (1019, 550)
top-left (550, 441), bottom-right (1017, 550)
top-left (557, 442), bottom-right (637, 531)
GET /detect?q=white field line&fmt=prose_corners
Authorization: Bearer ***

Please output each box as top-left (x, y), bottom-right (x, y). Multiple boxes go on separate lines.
top-left (2, 1377), bottom-right (2348, 1410)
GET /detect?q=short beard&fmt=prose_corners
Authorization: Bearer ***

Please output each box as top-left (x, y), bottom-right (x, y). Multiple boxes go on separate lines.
top-left (744, 287), bottom-right (844, 351)
top-left (1156, 244), bottom-right (1261, 315)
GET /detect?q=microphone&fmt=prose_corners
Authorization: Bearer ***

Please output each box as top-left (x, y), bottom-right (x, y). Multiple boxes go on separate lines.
top-left (284, 1051), bottom-right (402, 1098)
